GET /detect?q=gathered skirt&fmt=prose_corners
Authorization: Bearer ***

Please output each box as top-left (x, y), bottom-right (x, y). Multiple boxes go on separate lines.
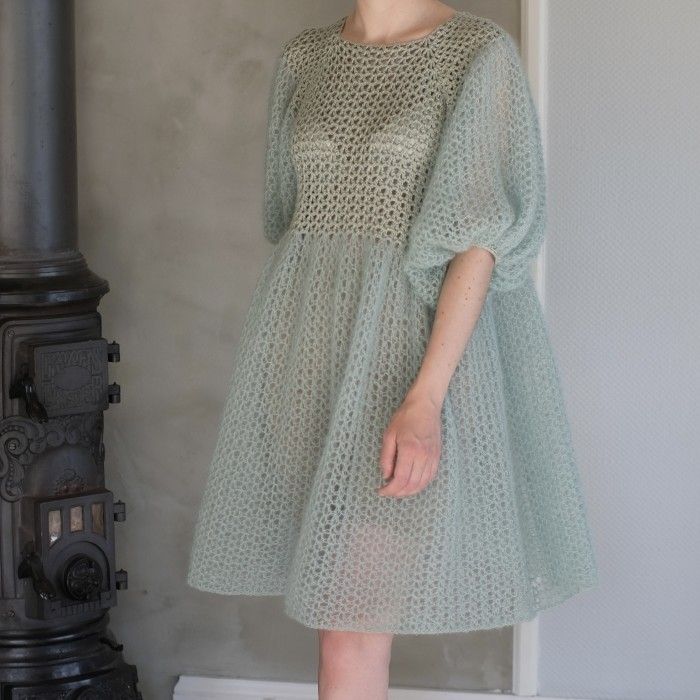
top-left (186, 228), bottom-right (600, 634)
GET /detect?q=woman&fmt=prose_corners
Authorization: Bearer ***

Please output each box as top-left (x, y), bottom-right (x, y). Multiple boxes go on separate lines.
top-left (187, 0), bottom-right (600, 696)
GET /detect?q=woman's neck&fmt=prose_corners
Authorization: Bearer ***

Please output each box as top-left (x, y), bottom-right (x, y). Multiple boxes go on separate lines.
top-left (341, 0), bottom-right (457, 45)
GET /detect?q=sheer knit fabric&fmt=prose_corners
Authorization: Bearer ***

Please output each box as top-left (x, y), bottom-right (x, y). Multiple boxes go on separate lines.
top-left (186, 10), bottom-right (600, 634)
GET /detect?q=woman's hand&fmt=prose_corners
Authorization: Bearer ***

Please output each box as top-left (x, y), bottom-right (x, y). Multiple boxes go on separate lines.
top-left (377, 392), bottom-right (442, 498)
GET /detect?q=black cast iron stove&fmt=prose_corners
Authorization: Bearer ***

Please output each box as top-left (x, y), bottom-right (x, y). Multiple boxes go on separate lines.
top-left (0, 0), bottom-right (141, 696)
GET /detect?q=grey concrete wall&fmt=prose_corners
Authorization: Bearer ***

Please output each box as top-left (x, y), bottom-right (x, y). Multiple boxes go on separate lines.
top-left (540, 1), bottom-right (700, 699)
top-left (75, 1), bottom-right (520, 697)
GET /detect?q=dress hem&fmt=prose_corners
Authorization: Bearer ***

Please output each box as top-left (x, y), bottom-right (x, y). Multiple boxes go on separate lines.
top-left (185, 575), bottom-right (600, 635)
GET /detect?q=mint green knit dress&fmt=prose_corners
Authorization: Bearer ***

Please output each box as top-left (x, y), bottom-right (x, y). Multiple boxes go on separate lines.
top-left (186, 10), bottom-right (600, 634)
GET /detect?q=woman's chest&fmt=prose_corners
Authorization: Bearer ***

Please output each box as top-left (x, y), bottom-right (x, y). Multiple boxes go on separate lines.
top-left (291, 52), bottom-right (446, 170)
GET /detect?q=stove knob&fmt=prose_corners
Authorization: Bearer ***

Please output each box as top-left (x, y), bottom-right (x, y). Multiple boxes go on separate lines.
top-left (63, 555), bottom-right (103, 601)
top-left (108, 382), bottom-right (121, 404)
top-left (107, 340), bottom-right (120, 362)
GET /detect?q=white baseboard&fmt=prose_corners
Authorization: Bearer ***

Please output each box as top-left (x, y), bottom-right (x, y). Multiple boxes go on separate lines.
top-left (174, 676), bottom-right (593, 700)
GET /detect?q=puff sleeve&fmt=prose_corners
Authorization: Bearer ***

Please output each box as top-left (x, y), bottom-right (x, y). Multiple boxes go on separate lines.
top-left (402, 31), bottom-right (546, 309)
top-left (262, 47), bottom-right (298, 245)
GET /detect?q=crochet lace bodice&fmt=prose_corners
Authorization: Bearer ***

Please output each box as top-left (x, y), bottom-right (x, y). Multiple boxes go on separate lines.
top-left (263, 10), bottom-right (546, 305)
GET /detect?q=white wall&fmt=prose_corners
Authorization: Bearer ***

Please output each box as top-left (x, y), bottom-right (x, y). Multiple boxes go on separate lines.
top-left (540, 1), bottom-right (700, 698)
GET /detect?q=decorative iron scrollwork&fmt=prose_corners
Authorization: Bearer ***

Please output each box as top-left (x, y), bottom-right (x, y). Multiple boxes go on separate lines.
top-left (0, 414), bottom-right (103, 502)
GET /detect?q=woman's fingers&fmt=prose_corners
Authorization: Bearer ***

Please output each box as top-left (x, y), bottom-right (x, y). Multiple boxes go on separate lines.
top-left (395, 447), bottom-right (439, 497)
top-left (378, 438), bottom-right (433, 498)
top-left (391, 456), bottom-right (427, 498)
top-left (377, 445), bottom-right (414, 497)
top-left (378, 428), bottom-right (398, 481)
top-left (378, 442), bottom-right (440, 498)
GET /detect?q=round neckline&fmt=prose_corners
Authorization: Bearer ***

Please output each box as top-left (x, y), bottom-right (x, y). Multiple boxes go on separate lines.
top-left (334, 10), bottom-right (462, 48)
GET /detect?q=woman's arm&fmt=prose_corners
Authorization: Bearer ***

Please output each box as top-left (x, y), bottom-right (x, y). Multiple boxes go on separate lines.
top-left (377, 245), bottom-right (495, 498)
top-left (379, 31), bottom-right (546, 499)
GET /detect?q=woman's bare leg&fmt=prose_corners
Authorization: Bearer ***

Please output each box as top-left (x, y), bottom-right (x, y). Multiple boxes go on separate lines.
top-left (317, 629), bottom-right (393, 699)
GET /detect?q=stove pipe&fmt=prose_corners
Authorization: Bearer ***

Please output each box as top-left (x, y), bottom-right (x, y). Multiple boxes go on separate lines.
top-left (0, 0), bottom-right (141, 695)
